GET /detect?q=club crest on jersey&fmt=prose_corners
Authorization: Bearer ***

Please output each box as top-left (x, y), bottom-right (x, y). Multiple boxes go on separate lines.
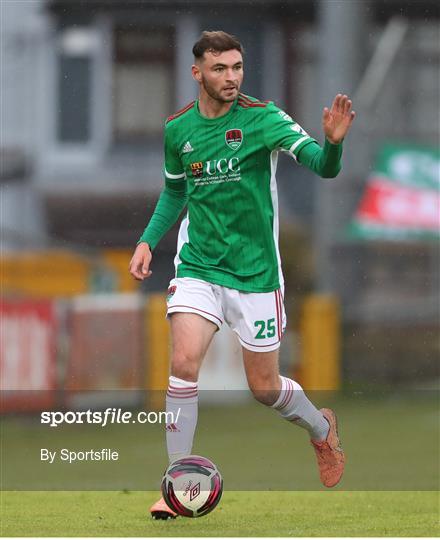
top-left (190, 162), bottom-right (204, 177)
top-left (225, 129), bottom-right (243, 150)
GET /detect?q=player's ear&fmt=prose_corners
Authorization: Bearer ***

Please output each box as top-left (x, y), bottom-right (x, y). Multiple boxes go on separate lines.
top-left (192, 64), bottom-right (202, 83)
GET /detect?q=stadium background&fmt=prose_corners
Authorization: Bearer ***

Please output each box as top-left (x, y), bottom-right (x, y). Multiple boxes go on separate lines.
top-left (1, 0), bottom-right (439, 536)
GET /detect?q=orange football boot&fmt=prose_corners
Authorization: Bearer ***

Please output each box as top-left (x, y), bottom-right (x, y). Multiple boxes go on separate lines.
top-left (311, 408), bottom-right (345, 488)
top-left (150, 496), bottom-right (177, 520)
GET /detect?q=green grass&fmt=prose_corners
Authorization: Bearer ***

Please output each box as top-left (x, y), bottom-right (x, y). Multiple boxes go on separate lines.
top-left (1, 393), bottom-right (439, 535)
top-left (2, 393), bottom-right (438, 491)
top-left (1, 490), bottom-right (439, 536)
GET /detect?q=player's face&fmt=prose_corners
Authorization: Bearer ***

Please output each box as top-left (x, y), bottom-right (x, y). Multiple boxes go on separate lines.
top-left (194, 49), bottom-right (243, 103)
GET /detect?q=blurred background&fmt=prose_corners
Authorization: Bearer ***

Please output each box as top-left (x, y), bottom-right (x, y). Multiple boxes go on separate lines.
top-left (1, 0), bottom-right (439, 411)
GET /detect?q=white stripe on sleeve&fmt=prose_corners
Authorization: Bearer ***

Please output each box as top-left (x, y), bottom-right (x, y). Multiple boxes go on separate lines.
top-left (165, 168), bottom-right (186, 179)
top-left (288, 136), bottom-right (311, 161)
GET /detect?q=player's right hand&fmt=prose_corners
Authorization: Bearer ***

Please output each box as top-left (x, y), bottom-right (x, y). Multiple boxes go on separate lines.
top-left (129, 242), bottom-right (153, 281)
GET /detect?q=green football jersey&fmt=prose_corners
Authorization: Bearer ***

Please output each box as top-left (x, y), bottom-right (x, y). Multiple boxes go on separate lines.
top-left (162, 93), bottom-right (317, 293)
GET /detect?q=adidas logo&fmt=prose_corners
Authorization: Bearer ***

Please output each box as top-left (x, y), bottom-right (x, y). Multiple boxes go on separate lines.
top-left (182, 141), bottom-right (193, 153)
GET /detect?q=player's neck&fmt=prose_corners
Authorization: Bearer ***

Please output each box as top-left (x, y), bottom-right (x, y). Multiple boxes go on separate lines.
top-left (198, 91), bottom-right (235, 119)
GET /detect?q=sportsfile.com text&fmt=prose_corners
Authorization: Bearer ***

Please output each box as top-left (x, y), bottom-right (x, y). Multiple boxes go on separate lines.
top-left (40, 408), bottom-right (181, 428)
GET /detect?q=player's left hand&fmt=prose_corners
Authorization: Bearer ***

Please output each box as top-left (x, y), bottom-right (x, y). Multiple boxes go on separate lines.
top-left (322, 94), bottom-right (356, 144)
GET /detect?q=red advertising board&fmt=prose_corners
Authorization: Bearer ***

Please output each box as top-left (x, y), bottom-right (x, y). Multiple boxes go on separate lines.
top-left (348, 143), bottom-right (440, 241)
top-left (66, 294), bottom-right (143, 391)
top-left (0, 300), bottom-right (57, 412)
top-left (355, 177), bottom-right (440, 230)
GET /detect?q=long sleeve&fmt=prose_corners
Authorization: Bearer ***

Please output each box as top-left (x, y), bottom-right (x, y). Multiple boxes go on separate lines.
top-left (260, 101), bottom-right (343, 178)
top-left (297, 139), bottom-right (343, 178)
top-left (138, 177), bottom-right (187, 250)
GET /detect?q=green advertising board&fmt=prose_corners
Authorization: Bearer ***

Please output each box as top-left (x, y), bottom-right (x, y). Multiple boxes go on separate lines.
top-left (347, 143), bottom-right (439, 241)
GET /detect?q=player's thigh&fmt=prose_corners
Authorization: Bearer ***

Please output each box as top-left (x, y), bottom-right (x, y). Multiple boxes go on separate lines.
top-left (169, 312), bottom-right (217, 381)
top-left (166, 277), bottom-right (223, 380)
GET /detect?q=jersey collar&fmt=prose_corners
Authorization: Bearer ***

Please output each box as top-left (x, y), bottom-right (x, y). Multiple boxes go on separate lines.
top-left (194, 98), bottom-right (238, 123)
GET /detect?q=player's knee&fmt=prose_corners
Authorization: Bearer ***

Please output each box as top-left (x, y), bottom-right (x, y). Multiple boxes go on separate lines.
top-left (250, 387), bottom-right (278, 407)
top-left (171, 353), bottom-right (199, 382)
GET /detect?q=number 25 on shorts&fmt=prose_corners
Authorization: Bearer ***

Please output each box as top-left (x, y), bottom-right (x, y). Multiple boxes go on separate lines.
top-left (254, 318), bottom-right (276, 339)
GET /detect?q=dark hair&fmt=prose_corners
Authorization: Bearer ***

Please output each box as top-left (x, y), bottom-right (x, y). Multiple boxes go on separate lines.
top-left (192, 30), bottom-right (244, 59)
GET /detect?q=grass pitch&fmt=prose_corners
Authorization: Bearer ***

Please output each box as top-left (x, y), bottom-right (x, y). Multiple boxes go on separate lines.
top-left (1, 490), bottom-right (439, 536)
top-left (2, 392), bottom-right (438, 491)
top-left (1, 392), bottom-right (438, 536)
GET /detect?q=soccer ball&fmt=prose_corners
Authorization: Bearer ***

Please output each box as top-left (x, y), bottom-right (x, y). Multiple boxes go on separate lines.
top-left (161, 455), bottom-right (223, 518)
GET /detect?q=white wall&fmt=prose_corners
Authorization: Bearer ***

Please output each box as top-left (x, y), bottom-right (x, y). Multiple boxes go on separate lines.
top-left (1, 0), bottom-right (47, 156)
top-left (1, 1), bottom-right (49, 249)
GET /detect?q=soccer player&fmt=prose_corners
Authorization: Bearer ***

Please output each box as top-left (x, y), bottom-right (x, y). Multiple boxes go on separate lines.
top-left (129, 30), bottom-right (355, 519)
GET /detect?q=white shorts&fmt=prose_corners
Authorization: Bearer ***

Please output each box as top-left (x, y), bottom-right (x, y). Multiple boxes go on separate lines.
top-left (166, 277), bottom-right (286, 353)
